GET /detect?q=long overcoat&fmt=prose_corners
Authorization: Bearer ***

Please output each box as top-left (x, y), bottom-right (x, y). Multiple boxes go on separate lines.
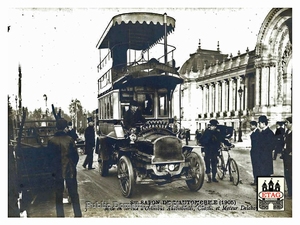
top-left (258, 127), bottom-right (275, 176)
top-left (250, 128), bottom-right (260, 180)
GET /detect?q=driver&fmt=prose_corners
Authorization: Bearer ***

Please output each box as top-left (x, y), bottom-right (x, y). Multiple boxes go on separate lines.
top-left (123, 100), bottom-right (146, 130)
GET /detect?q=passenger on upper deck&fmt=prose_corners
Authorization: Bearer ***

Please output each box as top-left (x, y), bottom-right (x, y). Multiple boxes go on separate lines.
top-left (123, 100), bottom-right (146, 130)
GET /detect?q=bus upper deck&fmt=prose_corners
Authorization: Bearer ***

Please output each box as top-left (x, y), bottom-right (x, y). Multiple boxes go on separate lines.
top-left (96, 12), bottom-right (183, 130)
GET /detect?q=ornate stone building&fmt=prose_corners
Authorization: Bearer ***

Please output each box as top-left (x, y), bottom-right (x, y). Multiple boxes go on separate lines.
top-left (173, 8), bottom-right (292, 137)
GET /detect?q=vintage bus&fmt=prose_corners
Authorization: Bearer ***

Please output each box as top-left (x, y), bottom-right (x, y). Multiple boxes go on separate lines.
top-left (95, 12), bottom-right (205, 197)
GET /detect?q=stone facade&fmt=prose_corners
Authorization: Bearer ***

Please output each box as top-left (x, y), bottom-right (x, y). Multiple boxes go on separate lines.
top-left (173, 8), bottom-right (292, 137)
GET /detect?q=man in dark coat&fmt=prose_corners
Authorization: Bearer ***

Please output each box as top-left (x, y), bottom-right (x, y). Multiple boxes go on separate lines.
top-left (273, 121), bottom-right (285, 160)
top-left (283, 116), bottom-right (292, 198)
top-left (67, 121), bottom-right (79, 142)
top-left (123, 100), bottom-right (146, 130)
top-left (48, 118), bottom-right (82, 217)
top-left (249, 120), bottom-right (260, 185)
top-left (257, 115), bottom-right (275, 176)
top-left (200, 119), bottom-right (233, 183)
top-left (82, 119), bottom-right (95, 170)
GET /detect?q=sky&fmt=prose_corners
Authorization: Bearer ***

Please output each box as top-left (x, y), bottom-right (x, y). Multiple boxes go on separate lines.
top-left (3, 2), bottom-right (281, 114)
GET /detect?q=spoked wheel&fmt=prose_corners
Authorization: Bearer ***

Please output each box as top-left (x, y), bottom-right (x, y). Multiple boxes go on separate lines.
top-left (217, 155), bottom-right (225, 180)
top-left (185, 152), bottom-right (205, 191)
top-left (117, 156), bottom-right (135, 198)
top-left (229, 158), bottom-right (240, 186)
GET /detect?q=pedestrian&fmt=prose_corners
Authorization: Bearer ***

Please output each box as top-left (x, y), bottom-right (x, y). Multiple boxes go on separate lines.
top-left (186, 129), bottom-right (190, 141)
top-left (273, 121), bottom-right (285, 160)
top-left (283, 116), bottom-right (292, 198)
top-left (123, 100), bottom-right (146, 130)
top-left (257, 115), bottom-right (275, 177)
top-left (67, 121), bottom-right (79, 142)
top-left (185, 129), bottom-right (189, 145)
top-left (200, 119), bottom-right (233, 183)
top-left (82, 118), bottom-right (95, 170)
top-left (249, 120), bottom-right (260, 185)
top-left (48, 118), bottom-right (82, 217)
top-left (195, 129), bottom-right (202, 145)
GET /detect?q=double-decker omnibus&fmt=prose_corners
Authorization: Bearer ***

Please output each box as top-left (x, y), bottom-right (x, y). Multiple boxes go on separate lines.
top-left (95, 12), bottom-right (204, 197)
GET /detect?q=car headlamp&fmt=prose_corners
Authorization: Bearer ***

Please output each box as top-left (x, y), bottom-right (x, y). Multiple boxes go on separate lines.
top-left (129, 133), bottom-right (137, 144)
top-left (168, 164), bottom-right (175, 171)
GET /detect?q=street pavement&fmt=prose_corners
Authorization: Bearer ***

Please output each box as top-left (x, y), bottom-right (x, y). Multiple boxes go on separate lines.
top-left (19, 134), bottom-right (293, 218)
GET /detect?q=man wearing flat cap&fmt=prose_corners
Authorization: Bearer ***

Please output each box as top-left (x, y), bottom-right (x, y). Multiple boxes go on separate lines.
top-left (257, 115), bottom-right (275, 177)
top-left (48, 118), bottom-right (82, 217)
top-left (283, 116), bottom-right (292, 198)
top-left (200, 119), bottom-right (233, 183)
top-left (123, 100), bottom-right (146, 130)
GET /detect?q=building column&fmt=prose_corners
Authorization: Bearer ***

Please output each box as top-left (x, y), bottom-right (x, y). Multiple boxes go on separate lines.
top-left (215, 82), bottom-right (219, 112)
top-left (208, 83), bottom-right (212, 113)
top-left (198, 85), bottom-right (203, 117)
top-left (228, 78), bottom-right (233, 112)
top-left (255, 66), bottom-right (261, 107)
top-left (221, 80), bottom-right (226, 112)
top-left (203, 84), bottom-right (208, 113)
top-left (269, 64), bottom-right (276, 106)
top-left (244, 75), bottom-right (248, 110)
top-left (261, 66), bottom-right (269, 106)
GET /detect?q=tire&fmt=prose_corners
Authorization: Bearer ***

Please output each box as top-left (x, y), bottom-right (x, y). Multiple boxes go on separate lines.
top-left (117, 156), bottom-right (135, 198)
top-left (98, 155), bottom-right (109, 177)
top-left (229, 158), bottom-right (239, 186)
top-left (216, 155), bottom-right (225, 180)
top-left (185, 152), bottom-right (205, 191)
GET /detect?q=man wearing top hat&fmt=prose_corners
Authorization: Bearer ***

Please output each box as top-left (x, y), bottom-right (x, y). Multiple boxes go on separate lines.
top-left (199, 119), bottom-right (233, 183)
top-left (123, 100), bottom-right (146, 130)
top-left (257, 115), bottom-right (275, 177)
top-left (83, 117), bottom-right (96, 170)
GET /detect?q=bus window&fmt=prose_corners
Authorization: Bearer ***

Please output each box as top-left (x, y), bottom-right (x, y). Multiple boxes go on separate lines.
top-left (137, 93), bottom-right (153, 116)
top-left (158, 94), bottom-right (168, 116)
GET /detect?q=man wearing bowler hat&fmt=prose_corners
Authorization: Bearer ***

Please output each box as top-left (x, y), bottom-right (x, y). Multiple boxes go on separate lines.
top-left (257, 115), bottom-right (275, 177)
top-left (123, 100), bottom-right (146, 130)
top-left (200, 119), bottom-right (233, 183)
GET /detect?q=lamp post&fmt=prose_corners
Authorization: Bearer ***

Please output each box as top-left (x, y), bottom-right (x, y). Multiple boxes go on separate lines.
top-left (238, 87), bottom-right (243, 142)
top-left (43, 94), bottom-right (48, 116)
top-left (72, 99), bottom-right (78, 132)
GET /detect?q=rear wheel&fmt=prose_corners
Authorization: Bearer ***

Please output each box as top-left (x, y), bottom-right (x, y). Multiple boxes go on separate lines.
top-left (217, 155), bottom-right (225, 180)
top-left (185, 152), bottom-right (205, 191)
top-left (117, 156), bottom-right (135, 198)
top-left (229, 158), bottom-right (239, 186)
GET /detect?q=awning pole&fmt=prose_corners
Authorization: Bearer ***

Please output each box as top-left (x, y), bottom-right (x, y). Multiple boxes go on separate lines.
top-left (164, 13), bottom-right (168, 65)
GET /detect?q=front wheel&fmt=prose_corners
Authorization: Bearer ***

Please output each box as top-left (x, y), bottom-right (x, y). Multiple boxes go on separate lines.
top-left (117, 156), bottom-right (135, 197)
top-left (229, 158), bottom-right (239, 186)
top-left (185, 152), bottom-right (205, 191)
top-left (216, 155), bottom-right (225, 180)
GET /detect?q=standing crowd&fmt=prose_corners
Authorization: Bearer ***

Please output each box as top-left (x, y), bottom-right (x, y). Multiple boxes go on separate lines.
top-left (249, 115), bottom-right (292, 198)
top-left (197, 115), bottom-right (292, 199)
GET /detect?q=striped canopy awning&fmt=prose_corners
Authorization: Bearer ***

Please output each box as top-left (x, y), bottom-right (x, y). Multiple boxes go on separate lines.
top-left (96, 12), bottom-right (176, 50)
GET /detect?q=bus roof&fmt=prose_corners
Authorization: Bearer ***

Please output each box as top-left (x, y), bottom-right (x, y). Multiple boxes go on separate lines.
top-left (96, 12), bottom-right (176, 50)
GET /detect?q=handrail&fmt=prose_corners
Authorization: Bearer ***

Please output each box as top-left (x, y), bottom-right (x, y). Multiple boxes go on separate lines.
top-left (97, 42), bottom-right (177, 71)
